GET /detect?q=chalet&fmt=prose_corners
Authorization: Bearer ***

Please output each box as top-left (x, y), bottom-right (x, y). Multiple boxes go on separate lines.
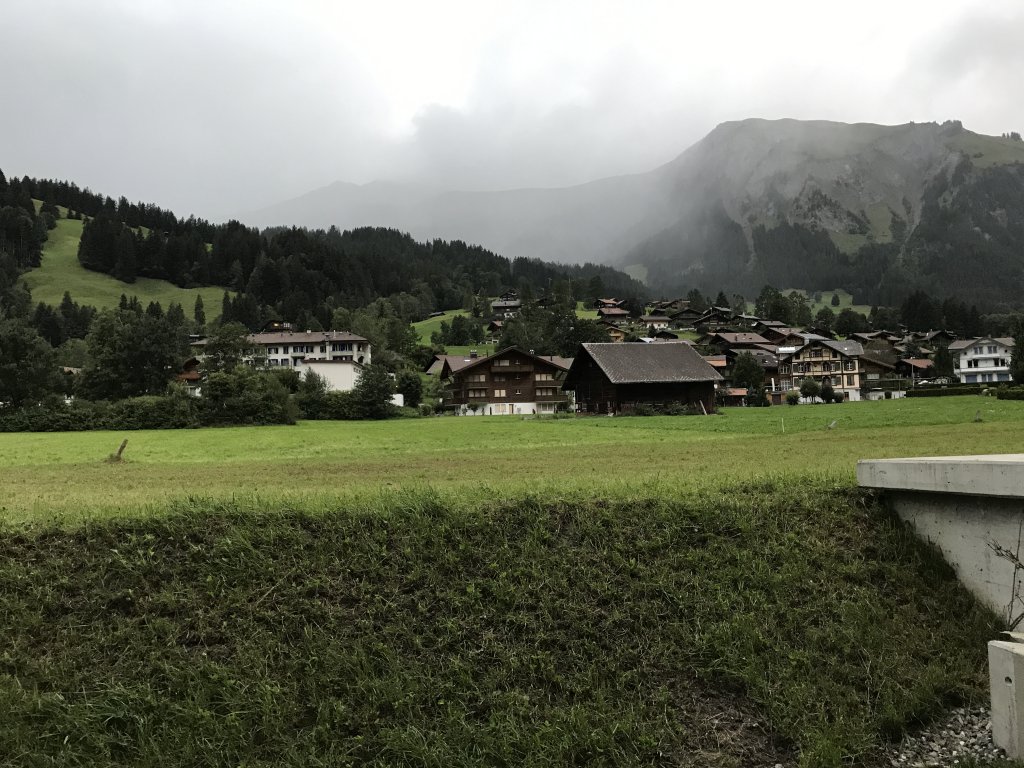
top-left (670, 307), bottom-right (705, 328)
top-left (639, 314), bottom-right (671, 331)
top-left (491, 291), bottom-right (522, 318)
top-left (563, 342), bottom-right (722, 415)
top-left (752, 319), bottom-right (787, 333)
top-left (859, 353), bottom-right (897, 391)
top-left (696, 306), bottom-right (735, 330)
top-left (424, 352), bottom-right (482, 377)
top-left (487, 319), bottom-right (504, 338)
top-left (918, 329), bottom-right (957, 347)
top-left (701, 332), bottom-right (771, 354)
top-left (759, 326), bottom-right (802, 343)
top-left (597, 306), bottom-right (632, 324)
top-left (896, 358), bottom-right (934, 383)
top-left (175, 357), bottom-right (202, 396)
top-left (440, 347), bottom-right (572, 415)
top-left (950, 337), bottom-right (1015, 384)
top-left (650, 298), bottom-right (689, 314)
top-left (595, 298), bottom-right (625, 309)
top-left (778, 339), bottom-right (865, 401)
top-left (599, 321), bottom-right (628, 343)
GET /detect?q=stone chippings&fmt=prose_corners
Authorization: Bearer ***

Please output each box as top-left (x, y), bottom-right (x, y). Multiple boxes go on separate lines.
top-left (884, 706), bottom-right (1006, 766)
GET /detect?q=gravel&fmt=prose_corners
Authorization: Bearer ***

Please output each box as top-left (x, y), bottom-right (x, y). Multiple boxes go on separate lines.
top-left (884, 706), bottom-right (1006, 766)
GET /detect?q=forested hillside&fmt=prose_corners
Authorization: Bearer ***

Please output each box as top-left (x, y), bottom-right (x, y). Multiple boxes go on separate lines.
top-left (7, 170), bottom-right (645, 330)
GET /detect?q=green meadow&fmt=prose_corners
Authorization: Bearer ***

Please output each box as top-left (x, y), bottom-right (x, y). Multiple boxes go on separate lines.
top-left (2, 397), bottom-right (1020, 766)
top-left (21, 214), bottom-right (227, 310)
top-left (2, 396), bottom-right (1021, 523)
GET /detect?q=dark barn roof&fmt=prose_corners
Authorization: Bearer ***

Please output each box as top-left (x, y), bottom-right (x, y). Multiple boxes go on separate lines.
top-left (566, 342), bottom-right (723, 387)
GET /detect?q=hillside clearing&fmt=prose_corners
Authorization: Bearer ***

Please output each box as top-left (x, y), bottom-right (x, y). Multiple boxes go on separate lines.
top-left (22, 215), bottom-right (227, 310)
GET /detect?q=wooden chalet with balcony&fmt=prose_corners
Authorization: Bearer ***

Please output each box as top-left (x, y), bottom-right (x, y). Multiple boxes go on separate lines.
top-left (778, 339), bottom-right (865, 401)
top-left (440, 346), bottom-right (572, 415)
top-left (563, 342), bottom-right (722, 415)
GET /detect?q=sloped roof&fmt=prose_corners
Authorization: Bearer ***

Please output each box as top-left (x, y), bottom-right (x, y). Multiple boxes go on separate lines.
top-left (248, 331), bottom-right (367, 345)
top-left (441, 347), bottom-right (571, 378)
top-left (821, 339), bottom-right (864, 356)
top-left (572, 342), bottom-right (722, 384)
top-left (949, 337), bottom-right (1014, 350)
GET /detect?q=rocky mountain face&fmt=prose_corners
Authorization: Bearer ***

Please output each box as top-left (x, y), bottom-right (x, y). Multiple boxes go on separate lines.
top-left (249, 119), bottom-right (1024, 308)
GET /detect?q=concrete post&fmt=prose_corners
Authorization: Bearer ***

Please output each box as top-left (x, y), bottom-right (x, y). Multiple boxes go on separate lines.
top-left (990, 639), bottom-right (1024, 757)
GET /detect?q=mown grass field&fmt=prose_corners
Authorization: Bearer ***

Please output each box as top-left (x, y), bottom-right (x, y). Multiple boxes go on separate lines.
top-left (2, 396), bottom-right (1021, 766)
top-left (2, 396), bottom-right (1022, 523)
top-left (21, 214), bottom-right (227, 310)
top-left (411, 309), bottom-right (470, 345)
top-left (780, 287), bottom-right (874, 317)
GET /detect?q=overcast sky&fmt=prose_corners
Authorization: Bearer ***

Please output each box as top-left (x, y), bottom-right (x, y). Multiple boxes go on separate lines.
top-left (2, 0), bottom-right (1022, 221)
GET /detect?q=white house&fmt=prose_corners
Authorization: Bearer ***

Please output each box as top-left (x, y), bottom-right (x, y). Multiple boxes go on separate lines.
top-left (949, 337), bottom-right (1014, 384)
top-left (251, 330), bottom-right (371, 368)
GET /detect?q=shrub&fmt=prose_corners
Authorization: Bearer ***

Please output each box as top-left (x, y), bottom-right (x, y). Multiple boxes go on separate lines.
top-left (785, 391), bottom-right (800, 406)
top-left (906, 386), bottom-right (984, 398)
top-left (996, 388), bottom-right (1024, 400)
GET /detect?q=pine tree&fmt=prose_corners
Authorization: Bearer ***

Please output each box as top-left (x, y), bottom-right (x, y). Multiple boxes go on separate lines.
top-left (194, 295), bottom-right (206, 328)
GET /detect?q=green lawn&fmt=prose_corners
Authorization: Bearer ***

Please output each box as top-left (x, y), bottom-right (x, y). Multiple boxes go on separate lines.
top-left (1, 396), bottom-right (1018, 765)
top-left (412, 309), bottom-right (471, 345)
top-left (22, 215), bottom-right (227, 311)
top-left (3, 396), bottom-right (1021, 522)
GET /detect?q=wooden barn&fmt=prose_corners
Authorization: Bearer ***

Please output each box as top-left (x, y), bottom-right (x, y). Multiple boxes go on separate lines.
top-left (563, 342), bottom-right (722, 415)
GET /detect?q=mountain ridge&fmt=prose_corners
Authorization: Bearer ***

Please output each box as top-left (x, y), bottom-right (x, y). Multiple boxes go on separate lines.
top-left (248, 118), bottom-right (1024, 307)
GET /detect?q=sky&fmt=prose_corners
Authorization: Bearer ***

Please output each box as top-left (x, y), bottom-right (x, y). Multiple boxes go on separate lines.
top-left (2, 0), bottom-right (1022, 221)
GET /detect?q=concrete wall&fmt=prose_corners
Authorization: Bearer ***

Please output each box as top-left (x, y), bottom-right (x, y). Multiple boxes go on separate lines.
top-left (858, 455), bottom-right (1024, 624)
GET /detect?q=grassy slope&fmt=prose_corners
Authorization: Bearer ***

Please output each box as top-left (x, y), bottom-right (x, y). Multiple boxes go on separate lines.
top-left (22, 214), bottom-right (227, 311)
top-left (0, 482), bottom-right (998, 767)
top-left (412, 309), bottom-right (471, 345)
top-left (950, 132), bottom-right (1024, 169)
top-left (413, 303), bottom-right (600, 350)
top-left (2, 396), bottom-right (1022, 521)
top-left (779, 288), bottom-right (873, 317)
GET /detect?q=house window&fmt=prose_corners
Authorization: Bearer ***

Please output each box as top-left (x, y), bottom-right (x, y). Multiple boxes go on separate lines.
top-left (469, 388), bottom-right (487, 398)
top-left (536, 372), bottom-right (554, 381)
top-left (269, 359), bottom-right (278, 366)
top-left (492, 374), bottom-right (506, 382)
top-left (810, 348), bottom-right (822, 358)
top-left (494, 359), bottom-right (511, 367)
top-left (846, 375), bottom-right (855, 386)
top-left (537, 387), bottom-right (557, 397)
top-left (515, 389), bottom-right (522, 395)
top-left (320, 345), bottom-right (326, 353)
top-left (494, 389), bottom-right (506, 398)
top-left (843, 361), bottom-right (855, 371)
top-left (467, 373), bottom-right (486, 383)
top-left (282, 346), bottom-right (289, 353)
top-left (779, 364), bottom-right (791, 374)
top-left (268, 347), bottom-right (279, 354)
top-left (831, 351), bottom-right (838, 359)
top-left (988, 346), bottom-right (997, 354)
